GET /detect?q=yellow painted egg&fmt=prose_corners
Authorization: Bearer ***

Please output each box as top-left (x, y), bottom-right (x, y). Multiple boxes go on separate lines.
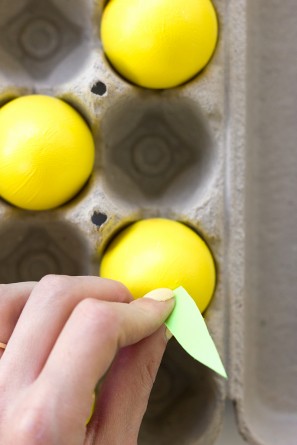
top-left (101, 0), bottom-right (218, 89)
top-left (0, 95), bottom-right (95, 211)
top-left (100, 219), bottom-right (216, 313)
top-left (86, 392), bottom-right (96, 426)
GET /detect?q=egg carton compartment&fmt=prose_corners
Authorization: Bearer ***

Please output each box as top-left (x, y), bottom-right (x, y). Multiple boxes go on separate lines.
top-left (0, 0), bottom-right (95, 86)
top-left (100, 95), bottom-right (218, 209)
top-left (0, 217), bottom-right (91, 283)
top-left (140, 339), bottom-right (223, 445)
top-left (0, 0), bottom-right (228, 444)
top-left (228, 0), bottom-right (297, 444)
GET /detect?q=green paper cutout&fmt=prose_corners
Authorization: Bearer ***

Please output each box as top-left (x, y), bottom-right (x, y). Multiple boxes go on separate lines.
top-left (165, 286), bottom-right (227, 379)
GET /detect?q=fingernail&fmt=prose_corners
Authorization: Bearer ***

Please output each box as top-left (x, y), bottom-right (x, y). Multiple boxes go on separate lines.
top-left (143, 288), bottom-right (174, 302)
top-left (165, 328), bottom-right (173, 341)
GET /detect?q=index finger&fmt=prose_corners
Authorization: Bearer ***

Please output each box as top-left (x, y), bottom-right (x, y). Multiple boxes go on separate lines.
top-left (0, 276), bottom-right (132, 386)
top-left (0, 282), bottom-right (36, 357)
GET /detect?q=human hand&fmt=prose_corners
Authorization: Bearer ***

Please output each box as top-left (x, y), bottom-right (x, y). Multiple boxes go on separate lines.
top-left (0, 276), bottom-right (175, 445)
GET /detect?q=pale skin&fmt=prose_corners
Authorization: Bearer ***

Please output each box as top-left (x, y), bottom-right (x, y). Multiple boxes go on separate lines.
top-left (0, 275), bottom-right (175, 445)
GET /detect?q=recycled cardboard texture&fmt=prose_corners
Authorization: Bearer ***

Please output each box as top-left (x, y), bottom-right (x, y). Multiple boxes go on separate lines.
top-left (0, 0), bottom-right (227, 442)
top-left (229, 1), bottom-right (297, 444)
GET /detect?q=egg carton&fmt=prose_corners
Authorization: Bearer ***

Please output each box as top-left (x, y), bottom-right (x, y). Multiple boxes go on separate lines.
top-left (2, 1), bottom-right (294, 445)
top-left (228, 1), bottom-right (297, 445)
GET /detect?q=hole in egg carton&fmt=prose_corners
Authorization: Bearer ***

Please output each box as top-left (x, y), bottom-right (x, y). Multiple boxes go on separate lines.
top-left (101, 96), bottom-right (217, 207)
top-left (91, 80), bottom-right (107, 96)
top-left (0, 0), bottom-right (91, 85)
top-left (139, 339), bottom-right (220, 445)
top-left (0, 221), bottom-right (89, 282)
top-left (91, 211), bottom-right (108, 227)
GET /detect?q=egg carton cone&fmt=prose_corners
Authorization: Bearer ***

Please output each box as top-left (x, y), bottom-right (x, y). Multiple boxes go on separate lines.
top-left (0, 0), bottom-right (295, 444)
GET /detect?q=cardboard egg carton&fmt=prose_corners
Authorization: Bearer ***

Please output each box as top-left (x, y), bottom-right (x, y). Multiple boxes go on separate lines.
top-left (2, 0), bottom-right (225, 443)
top-left (3, 1), bottom-right (295, 445)
top-left (228, 1), bottom-right (297, 445)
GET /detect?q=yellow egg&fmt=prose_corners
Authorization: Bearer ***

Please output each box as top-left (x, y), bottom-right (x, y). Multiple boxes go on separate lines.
top-left (100, 219), bottom-right (216, 313)
top-left (101, 0), bottom-right (218, 89)
top-left (86, 392), bottom-right (96, 426)
top-left (0, 95), bottom-right (95, 211)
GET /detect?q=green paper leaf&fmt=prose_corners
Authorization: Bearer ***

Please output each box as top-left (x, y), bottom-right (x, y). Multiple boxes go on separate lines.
top-left (165, 286), bottom-right (227, 379)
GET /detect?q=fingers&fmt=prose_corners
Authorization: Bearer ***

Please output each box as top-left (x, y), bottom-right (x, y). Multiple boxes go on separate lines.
top-left (0, 276), bottom-right (132, 387)
top-left (36, 295), bottom-right (175, 435)
top-left (86, 327), bottom-right (168, 445)
top-left (0, 283), bottom-right (174, 445)
top-left (0, 282), bottom-right (36, 358)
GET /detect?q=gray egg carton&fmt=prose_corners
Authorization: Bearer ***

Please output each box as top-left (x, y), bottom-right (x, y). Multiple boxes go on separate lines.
top-left (228, 1), bottom-right (297, 445)
top-left (1, 0), bottom-right (296, 444)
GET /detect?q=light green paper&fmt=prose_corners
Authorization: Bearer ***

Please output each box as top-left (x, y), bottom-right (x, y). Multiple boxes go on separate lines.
top-left (165, 286), bottom-right (227, 379)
